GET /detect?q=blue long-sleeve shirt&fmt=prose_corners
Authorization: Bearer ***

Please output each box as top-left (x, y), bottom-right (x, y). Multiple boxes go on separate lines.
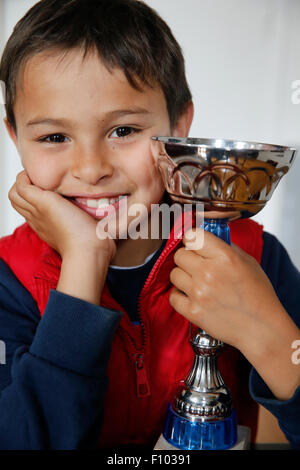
top-left (0, 231), bottom-right (299, 449)
top-left (0, 266), bottom-right (122, 450)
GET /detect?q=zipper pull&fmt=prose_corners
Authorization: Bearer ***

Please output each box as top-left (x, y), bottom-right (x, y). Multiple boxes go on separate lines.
top-left (134, 353), bottom-right (151, 397)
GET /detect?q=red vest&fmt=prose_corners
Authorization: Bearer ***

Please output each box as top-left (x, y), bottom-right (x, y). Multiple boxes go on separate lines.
top-left (0, 217), bottom-right (263, 448)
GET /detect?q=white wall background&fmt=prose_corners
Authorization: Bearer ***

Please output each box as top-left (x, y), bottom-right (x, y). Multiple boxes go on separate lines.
top-left (1, 0), bottom-right (300, 269)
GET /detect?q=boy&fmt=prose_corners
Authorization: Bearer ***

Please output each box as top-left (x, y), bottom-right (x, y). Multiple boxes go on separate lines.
top-left (0, 0), bottom-right (299, 450)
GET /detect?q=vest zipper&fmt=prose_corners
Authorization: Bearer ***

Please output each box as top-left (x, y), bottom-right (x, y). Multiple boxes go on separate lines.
top-left (134, 353), bottom-right (150, 397)
top-left (138, 238), bottom-right (182, 327)
top-left (132, 237), bottom-right (182, 396)
top-left (118, 233), bottom-right (183, 398)
top-left (137, 236), bottom-right (182, 314)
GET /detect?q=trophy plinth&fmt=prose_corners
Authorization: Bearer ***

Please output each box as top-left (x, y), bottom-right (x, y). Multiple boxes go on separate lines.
top-left (152, 137), bottom-right (296, 450)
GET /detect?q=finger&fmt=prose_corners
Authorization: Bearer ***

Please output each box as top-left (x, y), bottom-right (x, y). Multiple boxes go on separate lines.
top-left (169, 287), bottom-right (190, 316)
top-left (170, 267), bottom-right (192, 297)
top-left (173, 247), bottom-right (203, 275)
top-left (183, 227), bottom-right (231, 258)
top-left (182, 227), bottom-right (205, 251)
top-left (15, 171), bottom-right (44, 204)
top-left (9, 184), bottom-right (37, 214)
top-left (10, 199), bottom-right (33, 221)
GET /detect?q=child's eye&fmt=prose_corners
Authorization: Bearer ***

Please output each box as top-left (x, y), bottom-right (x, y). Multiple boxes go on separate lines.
top-left (39, 134), bottom-right (68, 144)
top-left (110, 127), bottom-right (138, 139)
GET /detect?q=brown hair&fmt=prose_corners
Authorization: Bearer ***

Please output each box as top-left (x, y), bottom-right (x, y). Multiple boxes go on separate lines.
top-left (0, 0), bottom-right (192, 134)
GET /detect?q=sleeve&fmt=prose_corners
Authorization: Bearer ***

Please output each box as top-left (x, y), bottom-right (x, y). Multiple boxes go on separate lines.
top-left (0, 259), bottom-right (122, 450)
top-left (249, 232), bottom-right (300, 449)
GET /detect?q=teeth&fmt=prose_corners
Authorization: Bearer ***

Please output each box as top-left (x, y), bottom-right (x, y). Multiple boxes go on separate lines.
top-left (78, 195), bottom-right (127, 208)
top-left (86, 199), bottom-right (101, 208)
top-left (86, 197), bottom-right (109, 208)
top-left (96, 198), bottom-right (110, 208)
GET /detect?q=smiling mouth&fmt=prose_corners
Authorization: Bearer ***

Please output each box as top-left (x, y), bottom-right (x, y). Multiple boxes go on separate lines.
top-left (63, 195), bottom-right (130, 219)
top-left (63, 194), bottom-right (129, 207)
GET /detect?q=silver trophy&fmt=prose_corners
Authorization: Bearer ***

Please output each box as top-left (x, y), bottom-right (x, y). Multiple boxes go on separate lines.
top-left (151, 137), bottom-right (296, 450)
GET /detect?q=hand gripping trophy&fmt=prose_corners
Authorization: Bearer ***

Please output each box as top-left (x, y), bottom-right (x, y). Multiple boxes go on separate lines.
top-left (151, 137), bottom-right (297, 450)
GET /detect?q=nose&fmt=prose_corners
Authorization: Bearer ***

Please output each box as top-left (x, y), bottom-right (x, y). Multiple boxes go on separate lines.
top-left (71, 143), bottom-right (114, 184)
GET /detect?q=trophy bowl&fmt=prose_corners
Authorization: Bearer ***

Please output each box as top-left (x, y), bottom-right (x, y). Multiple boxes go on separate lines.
top-left (152, 137), bottom-right (296, 220)
top-left (151, 137), bottom-right (297, 450)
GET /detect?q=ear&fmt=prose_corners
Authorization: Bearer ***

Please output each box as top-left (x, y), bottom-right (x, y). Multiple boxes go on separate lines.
top-left (3, 117), bottom-right (18, 148)
top-left (171, 101), bottom-right (194, 137)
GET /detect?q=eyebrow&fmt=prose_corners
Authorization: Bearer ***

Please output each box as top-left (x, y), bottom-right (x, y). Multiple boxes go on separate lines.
top-left (26, 108), bottom-right (151, 127)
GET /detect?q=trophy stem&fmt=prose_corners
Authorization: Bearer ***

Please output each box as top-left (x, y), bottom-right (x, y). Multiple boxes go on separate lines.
top-left (162, 218), bottom-right (238, 450)
top-left (185, 331), bottom-right (224, 391)
top-left (201, 218), bottom-right (231, 243)
top-left (172, 329), bottom-right (233, 422)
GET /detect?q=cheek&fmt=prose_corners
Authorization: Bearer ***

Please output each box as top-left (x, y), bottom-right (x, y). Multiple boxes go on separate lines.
top-left (19, 140), bottom-right (64, 191)
top-left (27, 170), bottom-right (61, 190)
top-left (19, 146), bottom-right (65, 190)
top-left (144, 153), bottom-right (166, 200)
top-left (126, 143), bottom-right (165, 192)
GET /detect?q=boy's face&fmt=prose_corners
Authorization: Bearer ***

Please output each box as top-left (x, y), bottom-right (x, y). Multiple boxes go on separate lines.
top-left (5, 47), bottom-right (192, 235)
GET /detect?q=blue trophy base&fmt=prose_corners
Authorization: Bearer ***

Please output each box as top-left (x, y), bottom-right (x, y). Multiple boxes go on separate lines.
top-left (162, 403), bottom-right (238, 450)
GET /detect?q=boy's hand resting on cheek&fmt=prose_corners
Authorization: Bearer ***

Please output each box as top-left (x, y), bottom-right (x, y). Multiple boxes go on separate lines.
top-left (169, 227), bottom-right (300, 401)
top-left (9, 171), bottom-right (116, 260)
top-left (8, 171), bottom-right (117, 305)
